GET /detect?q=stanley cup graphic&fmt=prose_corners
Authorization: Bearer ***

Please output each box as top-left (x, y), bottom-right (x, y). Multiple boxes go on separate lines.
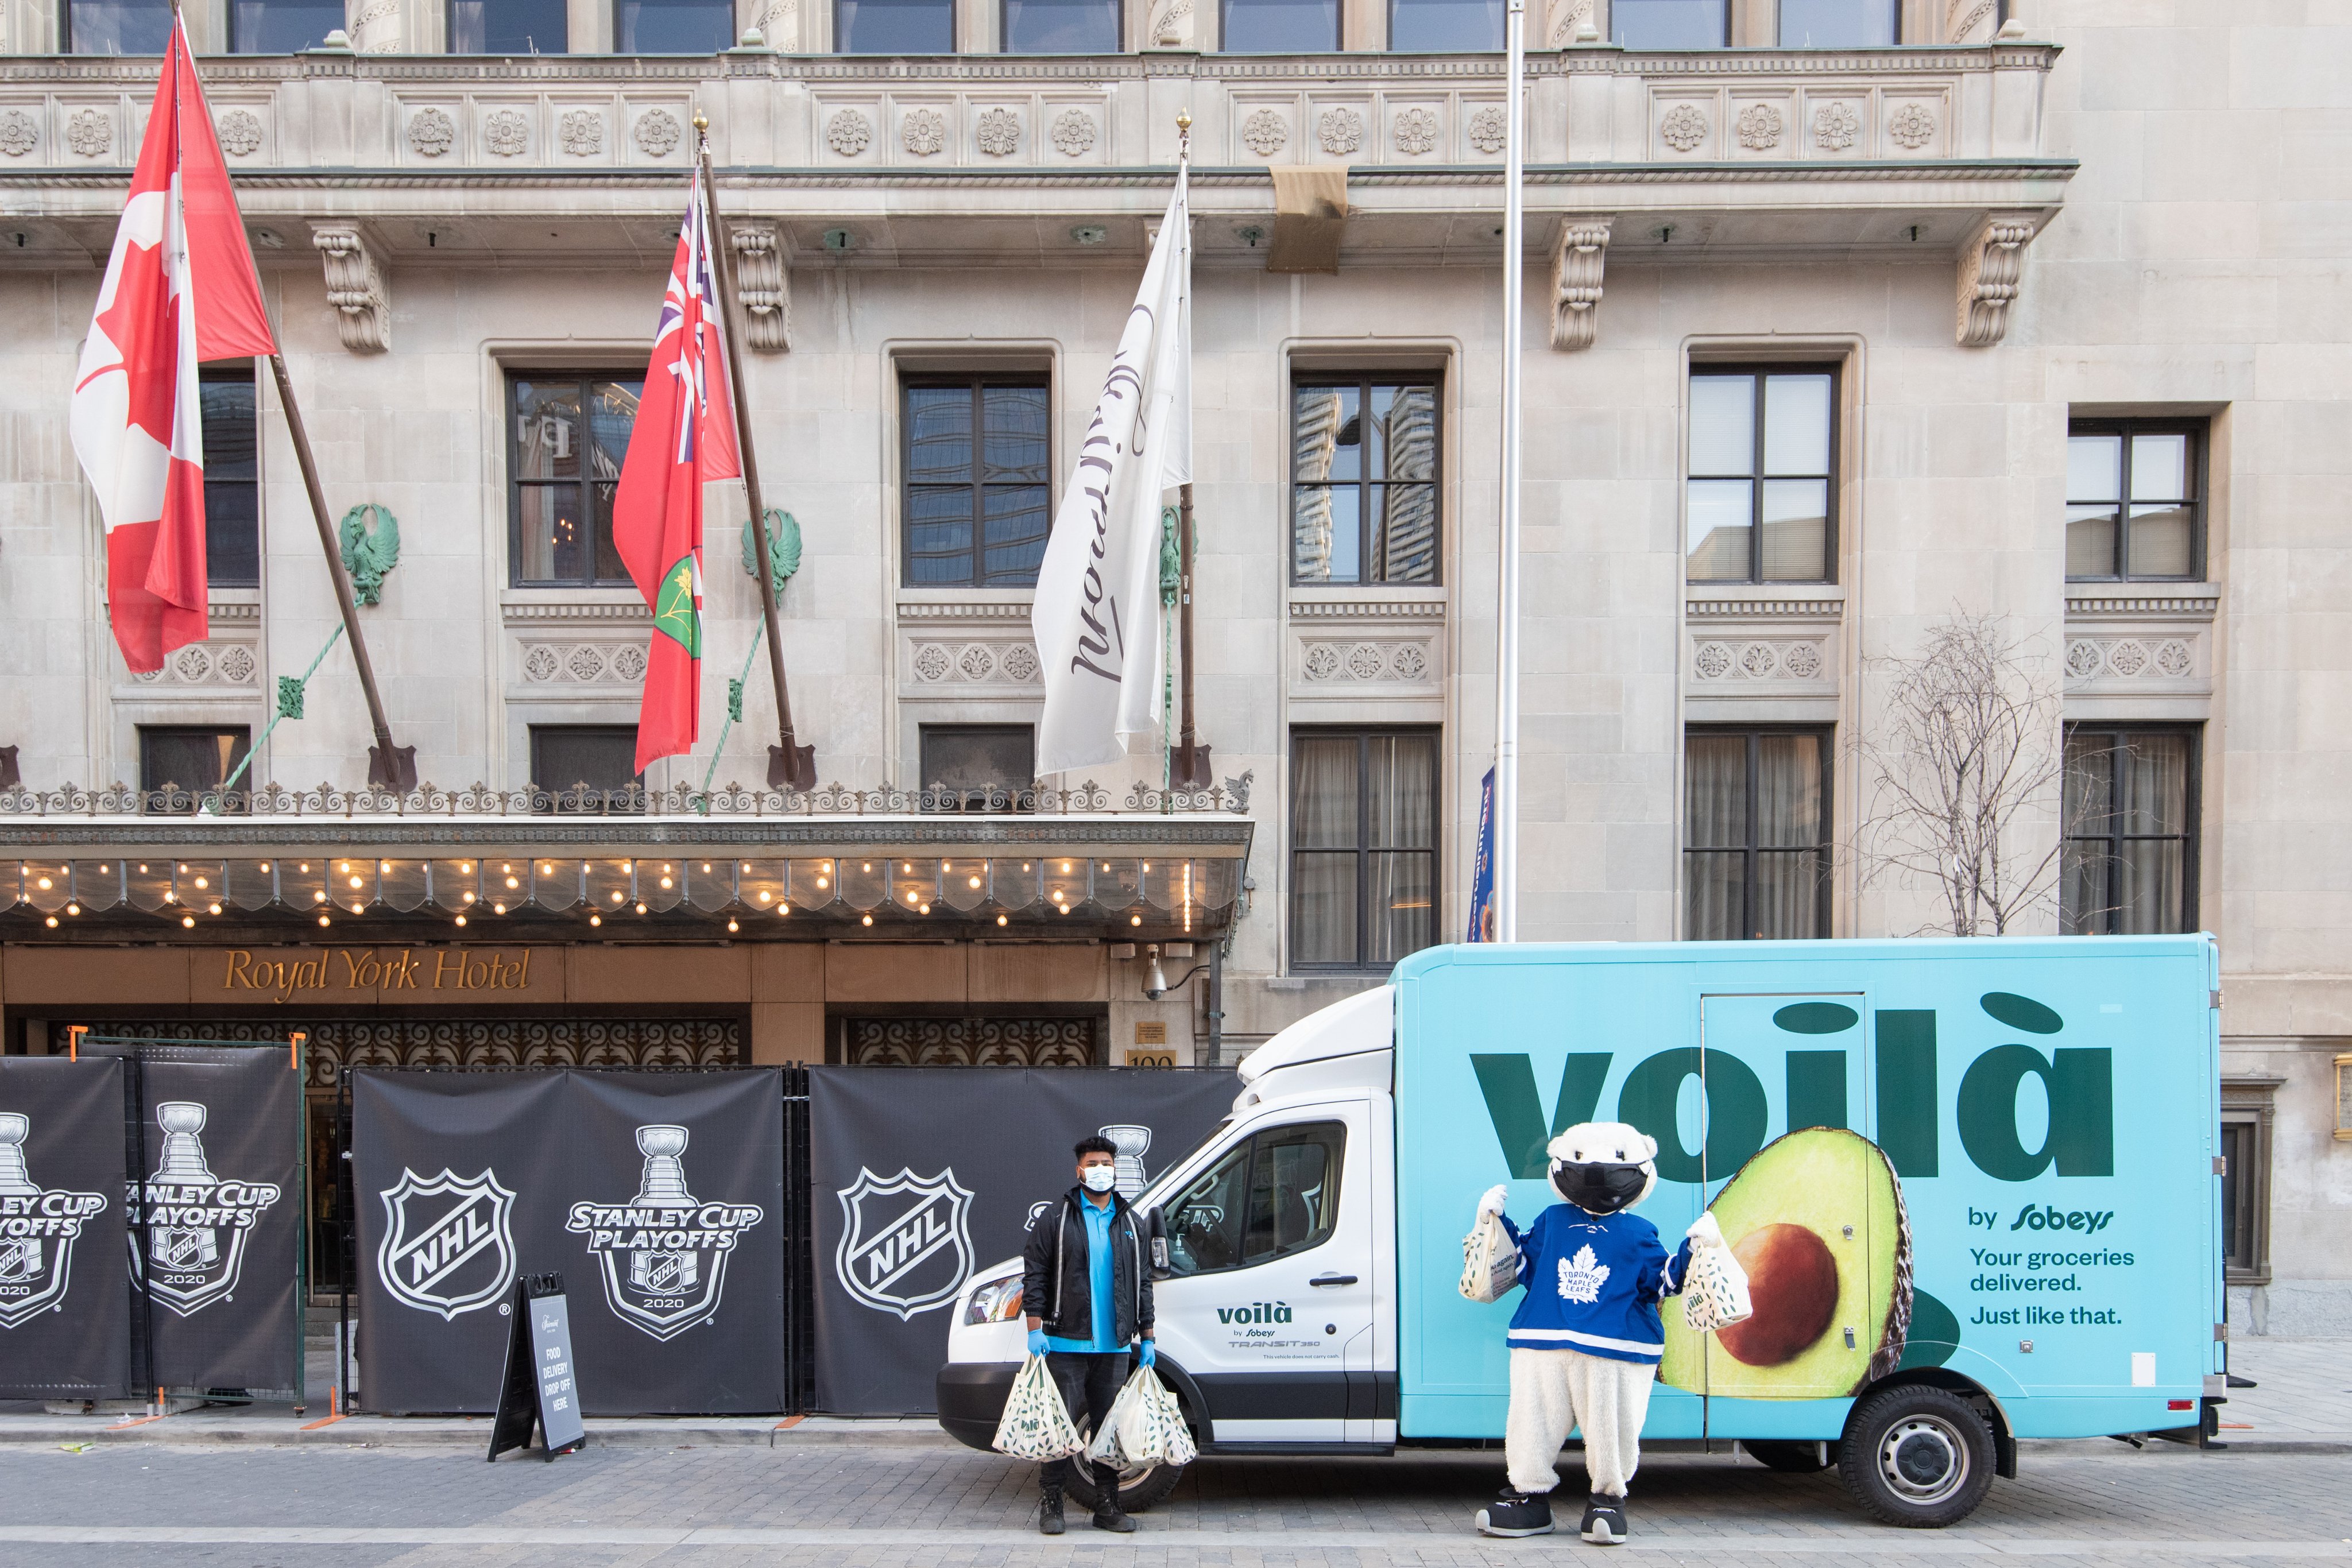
top-left (1100, 1124), bottom-right (1152, 1199)
top-left (154, 1102), bottom-right (218, 1183)
top-left (628, 1125), bottom-right (699, 1296)
top-left (0, 1113), bottom-right (34, 1198)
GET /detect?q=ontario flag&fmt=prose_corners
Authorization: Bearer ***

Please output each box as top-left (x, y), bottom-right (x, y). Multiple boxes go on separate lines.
top-left (69, 17), bottom-right (275, 675)
top-left (613, 164), bottom-right (740, 773)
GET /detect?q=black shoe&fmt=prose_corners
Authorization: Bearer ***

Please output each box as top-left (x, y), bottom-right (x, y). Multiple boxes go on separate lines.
top-left (1037, 1488), bottom-right (1065, 1536)
top-left (1090, 1464), bottom-right (1136, 1532)
top-left (1580, 1493), bottom-right (1627, 1546)
top-left (1475, 1488), bottom-right (1555, 1538)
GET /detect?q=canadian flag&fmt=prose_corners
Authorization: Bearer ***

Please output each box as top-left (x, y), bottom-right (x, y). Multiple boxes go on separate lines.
top-left (70, 17), bottom-right (275, 674)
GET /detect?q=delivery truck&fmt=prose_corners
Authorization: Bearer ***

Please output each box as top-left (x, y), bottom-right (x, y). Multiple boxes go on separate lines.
top-left (938, 936), bottom-right (2225, 1527)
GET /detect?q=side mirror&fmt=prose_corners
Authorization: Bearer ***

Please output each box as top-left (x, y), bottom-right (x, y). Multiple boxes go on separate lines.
top-left (1147, 1205), bottom-right (1171, 1279)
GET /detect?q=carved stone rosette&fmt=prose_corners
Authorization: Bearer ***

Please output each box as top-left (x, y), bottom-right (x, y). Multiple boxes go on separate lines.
top-left (730, 220), bottom-right (790, 353)
top-left (1956, 211), bottom-right (2037, 347)
top-left (1550, 217), bottom-right (1611, 351)
top-left (311, 223), bottom-right (390, 353)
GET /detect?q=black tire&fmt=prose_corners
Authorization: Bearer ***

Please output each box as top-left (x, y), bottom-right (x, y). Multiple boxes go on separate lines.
top-left (1062, 1457), bottom-right (1186, 1513)
top-left (1743, 1439), bottom-right (1832, 1474)
top-left (1837, 1385), bottom-right (1997, 1528)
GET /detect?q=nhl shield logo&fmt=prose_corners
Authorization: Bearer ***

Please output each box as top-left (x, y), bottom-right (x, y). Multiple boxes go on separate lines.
top-left (834, 1167), bottom-right (974, 1321)
top-left (126, 1102), bottom-right (284, 1318)
top-left (566, 1124), bottom-right (765, 1343)
top-left (0, 1112), bottom-right (108, 1331)
top-left (376, 1168), bottom-right (517, 1321)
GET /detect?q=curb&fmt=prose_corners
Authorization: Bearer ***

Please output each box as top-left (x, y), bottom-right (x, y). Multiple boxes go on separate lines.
top-left (1, 1420), bottom-right (959, 1450)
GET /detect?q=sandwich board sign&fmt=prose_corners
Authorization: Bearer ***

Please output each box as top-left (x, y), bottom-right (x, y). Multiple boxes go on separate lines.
top-left (488, 1272), bottom-right (585, 1461)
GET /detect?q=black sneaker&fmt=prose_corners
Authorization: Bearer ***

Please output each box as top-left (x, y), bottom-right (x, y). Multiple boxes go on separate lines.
top-left (1475, 1488), bottom-right (1555, 1538)
top-left (1036, 1489), bottom-right (1065, 1536)
top-left (1090, 1502), bottom-right (1137, 1534)
top-left (1580, 1493), bottom-right (1627, 1546)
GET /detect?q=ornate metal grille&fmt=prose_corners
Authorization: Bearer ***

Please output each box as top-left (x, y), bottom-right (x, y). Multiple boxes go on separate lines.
top-left (61, 1017), bottom-right (740, 1090)
top-left (843, 1016), bottom-right (1097, 1067)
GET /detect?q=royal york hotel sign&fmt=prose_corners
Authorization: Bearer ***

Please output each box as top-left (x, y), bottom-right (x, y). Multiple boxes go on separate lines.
top-left (212, 947), bottom-right (544, 1004)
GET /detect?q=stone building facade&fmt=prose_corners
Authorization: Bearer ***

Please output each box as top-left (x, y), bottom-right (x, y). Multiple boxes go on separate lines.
top-left (0, 0), bottom-right (2345, 1330)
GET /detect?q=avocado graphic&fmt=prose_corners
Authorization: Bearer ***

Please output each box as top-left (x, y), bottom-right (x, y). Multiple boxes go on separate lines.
top-left (1659, 1126), bottom-right (1912, 1399)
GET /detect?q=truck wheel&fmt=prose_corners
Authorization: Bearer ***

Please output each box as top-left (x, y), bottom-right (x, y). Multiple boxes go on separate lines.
top-left (1742, 1439), bottom-right (1831, 1474)
top-left (1837, 1385), bottom-right (1995, 1528)
top-left (1062, 1457), bottom-right (1186, 1514)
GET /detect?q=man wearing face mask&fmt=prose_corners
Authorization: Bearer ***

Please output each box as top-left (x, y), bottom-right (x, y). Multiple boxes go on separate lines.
top-left (1020, 1134), bottom-right (1155, 1536)
top-left (1469, 1122), bottom-right (1730, 1545)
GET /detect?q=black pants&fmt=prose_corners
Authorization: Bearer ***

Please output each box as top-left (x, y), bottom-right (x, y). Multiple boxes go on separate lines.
top-left (1040, 1350), bottom-right (1129, 1489)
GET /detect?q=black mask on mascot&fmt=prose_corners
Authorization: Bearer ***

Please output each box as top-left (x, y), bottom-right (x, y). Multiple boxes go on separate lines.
top-left (1545, 1124), bottom-right (1661, 1215)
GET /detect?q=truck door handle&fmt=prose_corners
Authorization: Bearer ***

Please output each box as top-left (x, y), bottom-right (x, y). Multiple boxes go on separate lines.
top-left (1309, 1273), bottom-right (1358, 1287)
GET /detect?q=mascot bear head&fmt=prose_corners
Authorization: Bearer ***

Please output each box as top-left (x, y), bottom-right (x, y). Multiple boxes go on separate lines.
top-left (1546, 1122), bottom-right (1659, 1215)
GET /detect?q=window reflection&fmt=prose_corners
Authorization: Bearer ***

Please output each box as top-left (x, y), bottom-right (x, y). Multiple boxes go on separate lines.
top-left (1222, 0), bottom-right (1339, 51)
top-left (1612, 0), bottom-right (1725, 47)
top-left (229, 0), bottom-right (346, 51)
top-left (1292, 380), bottom-right (1438, 585)
top-left (67, 0), bottom-right (170, 52)
top-left (510, 375), bottom-right (643, 587)
top-left (615, 0), bottom-right (734, 51)
top-left (1004, 0), bottom-right (1120, 50)
top-left (1390, 0), bottom-right (1501, 50)
top-left (1778, 0), bottom-right (1896, 45)
top-left (452, 0), bottom-right (570, 51)
top-left (838, 0), bottom-right (956, 51)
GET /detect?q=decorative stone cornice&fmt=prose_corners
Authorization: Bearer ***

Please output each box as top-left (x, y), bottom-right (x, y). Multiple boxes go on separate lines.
top-left (1288, 598), bottom-right (1448, 623)
top-left (896, 599), bottom-right (1036, 623)
top-left (2064, 591), bottom-right (2221, 622)
top-left (310, 222), bottom-right (389, 353)
top-left (1686, 594), bottom-right (1844, 621)
top-left (1550, 216), bottom-right (1610, 351)
top-left (501, 598), bottom-right (652, 625)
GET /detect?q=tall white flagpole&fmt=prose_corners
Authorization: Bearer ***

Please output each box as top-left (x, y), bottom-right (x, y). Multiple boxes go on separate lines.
top-left (1494, 0), bottom-right (1526, 942)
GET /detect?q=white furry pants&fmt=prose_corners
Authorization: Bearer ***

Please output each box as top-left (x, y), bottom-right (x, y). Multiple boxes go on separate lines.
top-left (1504, 1346), bottom-right (1655, 1499)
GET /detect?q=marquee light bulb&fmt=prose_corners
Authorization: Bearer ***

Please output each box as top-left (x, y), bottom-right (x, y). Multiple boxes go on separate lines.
top-left (726, 919), bottom-right (739, 932)
top-left (65, 903), bottom-right (79, 916)
top-left (208, 903), bottom-right (223, 916)
top-left (100, 864), bottom-right (110, 873)
top-left (459, 862), bottom-right (471, 873)
top-left (336, 863), bottom-right (346, 873)
top-left (464, 892), bottom-right (476, 904)
top-left (996, 914), bottom-right (1008, 926)
top-left (492, 902), bottom-right (506, 915)
top-left (1062, 862), bottom-right (1072, 873)
top-left (312, 891), bottom-right (326, 904)
top-left (919, 903), bottom-right (931, 915)
top-left (776, 904), bottom-right (789, 917)
top-left (703, 863), bottom-right (713, 873)
top-left (179, 915), bottom-right (193, 929)
top-left (348, 876), bottom-right (363, 889)
top-left (862, 863), bottom-right (872, 873)
top-left (660, 876), bottom-right (674, 889)
top-left (139, 864), bottom-right (149, 873)
top-left (589, 913), bottom-right (601, 927)
top-left (968, 876), bottom-right (982, 889)
top-left (906, 892), bottom-right (919, 905)
top-left (255, 862), bottom-right (266, 872)
top-left (860, 913), bottom-right (873, 927)
top-left (35, 876), bottom-right (51, 890)
top-left (382, 861), bottom-right (393, 873)
top-left (611, 891), bottom-right (624, 903)
top-left (1130, 915), bottom-right (1142, 926)
top-left (318, 914), bottom-right (331, 927)
top-left (635, 903), bottom-right (647, 915)
top-left (815, 876), bottom-right (830, 890)
top-left (298, 863), bottom-right (309, 873)
top-left (505, 876), bottom-right (519, 889)
top-left (180, 864), bottom-right (189, 873)
top-left (757, 891), bottom-right (772, 904)
top-left (455, 914), bottom-right (468, 927)
top-left (45, 915), bottom-right (59, 928)
top-left (1142, 862), bottom-right (1151, 872)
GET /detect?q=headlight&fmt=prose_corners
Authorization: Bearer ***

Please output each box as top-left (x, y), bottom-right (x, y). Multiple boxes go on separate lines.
top-left (962, 1273), bottom-right (1023, 1326)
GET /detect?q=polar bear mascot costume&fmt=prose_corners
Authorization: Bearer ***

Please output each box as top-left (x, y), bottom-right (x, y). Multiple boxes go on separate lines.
top-left (1472, 1121), bottom-right (1729, 1544)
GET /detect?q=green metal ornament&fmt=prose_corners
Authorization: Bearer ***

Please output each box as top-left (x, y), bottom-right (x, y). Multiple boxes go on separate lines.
top-left (336, 503), bottom-right (401, 606)
top-left (741, 509), bottom-right (802, 597)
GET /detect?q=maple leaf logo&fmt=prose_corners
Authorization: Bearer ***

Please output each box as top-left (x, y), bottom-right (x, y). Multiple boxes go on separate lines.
top-left (1557, 1244), bottom-right (1610, 1306)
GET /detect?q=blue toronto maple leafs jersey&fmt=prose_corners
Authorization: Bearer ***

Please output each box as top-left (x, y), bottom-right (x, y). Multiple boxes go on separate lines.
top-left (1497, 1203), bottom-right (1696, 1364)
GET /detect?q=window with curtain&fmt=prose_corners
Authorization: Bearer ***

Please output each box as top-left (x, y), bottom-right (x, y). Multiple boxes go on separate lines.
top-left (228, 0), bottom-right (346, 49)
top-left (615, 0), bottom-right (735, 49)
top-left (1222, 0), bottom-right (1339, 51)
top-left (1004, 0), bottom-right (1120, 49)
top-left (1687, 366), bottom-right (1835, 584)
top-left (902, 377), bottom-right (1051, 587)
top-left (140, 727), bottom-right (252, 796)
top-left (2066, 420), bottom-right (2204, 582)
top-left (1684, 728), bottom-right (1831, 940)
top-left (919, 725), bottom-right (1035, 808)
top-left (452, 0), bottom-right (570, 50)
top-left (67, 0), bottom-right (170, 52)
top-left (1290, 729), bottom-right (1438, 971)
top-left (200, 365), bottom-right (260, 589)
top-left (838, 0), bottom-right (956, 50)
top-left (1612, 0), bottom-right (1726, 47)
top-left (2061, 726), bottom-right (2199, 935)
top-left (1778, 0), bottom-right (1896, 45)
top-left (1390, 0), bottom-right (1502, 49)
top-left (1293, 378), bottom-right (1440, 585)
top-left (508, 374), bottom-right (643, 588)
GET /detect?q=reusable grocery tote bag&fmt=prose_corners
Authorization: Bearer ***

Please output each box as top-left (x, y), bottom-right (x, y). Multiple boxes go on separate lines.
top-left (992, 1354), bottom-right (1085, 1461)
top-left (1677, 1238), bottom-right (1754, 1333)
top-left (1085, 1366), bottom-right (1197, 1468)
top-left (1458, 1210), bottom-right (1520, 1304)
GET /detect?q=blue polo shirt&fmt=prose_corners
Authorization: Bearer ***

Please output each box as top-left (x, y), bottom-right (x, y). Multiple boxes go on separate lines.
top-left (1045, 1194), bottom-right (1120, 1354)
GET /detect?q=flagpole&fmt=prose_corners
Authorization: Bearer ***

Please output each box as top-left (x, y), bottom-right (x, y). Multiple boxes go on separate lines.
top-left (1170, 111), bottom-right (1212, 793)
top-left (1494, 0), bottom-right (1526, 942)
top-left (695, 114), bottom-right (815, 792)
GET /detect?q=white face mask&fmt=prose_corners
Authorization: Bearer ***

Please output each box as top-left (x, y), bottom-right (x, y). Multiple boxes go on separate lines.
top-left (1081, 1165), bottom-right (1117, 1194)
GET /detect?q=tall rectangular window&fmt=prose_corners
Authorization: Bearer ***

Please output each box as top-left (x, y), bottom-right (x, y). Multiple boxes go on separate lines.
top-left (1290, 729), bottom-right (1437, 971)
top-left (67, 0), bottom-right (169, 51)
top-left (1004, 0), bottom-right (1118, 49)
top-left (228, 0), bottom-right (346, 50)
top-left (1778, 0), bottom-right (1895, 44)
top-left (1292, 378), bottom-right (1439, 585)
top-left (838, 0), bottom-right (956, 50)
top-left (1221, 0), bottom-right (1338, 50)
top-left (902, 378), bottom-right (1051, 587)
top-left (1687, 366), bottom-right (1835, 584)
top-left (451, 0), bottom-right (570, 50)
top-left (614, 0), bottom-right (733, 49)
top-left (139, 726), bottom-right (252, 794)
top-left (2061, 725), bottom-right (2199, 935)
top-left (2066, 421), bottom-right (2204, 582)
top-left (1390, 0), bottom-right (1502, 49)
top-left (1684, 728), bottom-right (1831, 940)
top-left (509, 374), bottom-right (643, 588)
top-left (200, 365), bottom-right (260, 589)
top-left (1612, 0), bottom-right (1726, 46)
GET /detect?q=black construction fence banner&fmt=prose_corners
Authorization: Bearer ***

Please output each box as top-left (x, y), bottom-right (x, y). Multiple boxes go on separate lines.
top-left (0, 1056), bottom-right (131, 1400)
top-left (354, 1069), bottom-right (785, 1415)
top-left (810, 1066), bottom-right (1236, 1415)
top-left (86, 1042), bottom-right (303, 1393)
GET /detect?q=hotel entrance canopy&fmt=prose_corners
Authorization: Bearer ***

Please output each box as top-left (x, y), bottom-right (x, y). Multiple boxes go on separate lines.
top-left (0, 778), bottom-right (1253, 945)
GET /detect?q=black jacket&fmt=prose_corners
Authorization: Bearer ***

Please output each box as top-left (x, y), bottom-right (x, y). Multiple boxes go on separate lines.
top-left (1021, 1186), bottom-right (1154, 1346)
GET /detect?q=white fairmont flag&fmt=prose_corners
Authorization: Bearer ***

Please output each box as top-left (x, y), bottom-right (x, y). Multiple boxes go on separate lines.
top-left (1032, 168), bottom-right (1192, 777)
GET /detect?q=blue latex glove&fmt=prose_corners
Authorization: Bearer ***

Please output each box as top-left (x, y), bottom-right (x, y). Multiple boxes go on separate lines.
top-left (1138, 1339), bottom-right (1156, 1369)
top-left (1027, 1329), bottom-right (1050, 1357)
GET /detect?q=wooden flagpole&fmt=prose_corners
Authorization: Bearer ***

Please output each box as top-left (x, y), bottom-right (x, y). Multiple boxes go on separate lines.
top-left (1170, 113), bottom-right (1212, 792)
top-left (696, 114), bottom-right (815, 791)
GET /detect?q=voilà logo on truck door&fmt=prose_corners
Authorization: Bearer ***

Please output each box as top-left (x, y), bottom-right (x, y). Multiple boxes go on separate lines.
top-left (0, 1113), bottom-right (108, 1329)
top-left (376, 1167), bottom-right (517, 1321)
top-left (834, 1167), bottom-right (973, 1321)
top-left (125, 1101), bottom-right (283, 1318)
top-left (565, 1124), bottom-right (765, 1342)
